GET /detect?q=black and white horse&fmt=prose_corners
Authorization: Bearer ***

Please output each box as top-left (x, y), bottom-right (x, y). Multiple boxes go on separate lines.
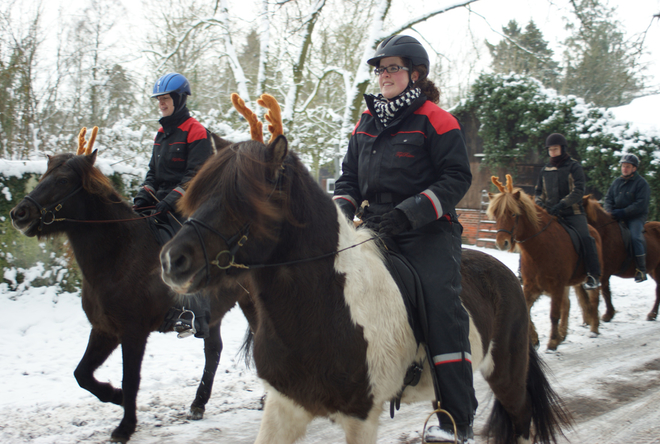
top-left (159, 96), bottom-right (571, 444)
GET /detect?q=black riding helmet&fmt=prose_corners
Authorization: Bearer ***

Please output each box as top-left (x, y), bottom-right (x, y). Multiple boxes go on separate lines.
top-left (367, 35), bottom-right (430, 69)
top-left (545, 133), bottom-right (568, 155)
top-left (368, 35), bottom-right (429, 89)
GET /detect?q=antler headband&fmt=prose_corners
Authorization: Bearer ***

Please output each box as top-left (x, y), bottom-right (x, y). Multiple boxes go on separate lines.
top-left (230, 93), bottom-right (283, 144)
top-left (77, 127), bottom-right (99, 155)
top-left (491, 174), bottom-right (514, 193)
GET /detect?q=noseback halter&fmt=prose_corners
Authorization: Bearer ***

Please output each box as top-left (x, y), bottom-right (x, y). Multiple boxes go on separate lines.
top-left (497, 213), bottom-right (554, 244)
top-left (24, 185), bottom-right (83, 231)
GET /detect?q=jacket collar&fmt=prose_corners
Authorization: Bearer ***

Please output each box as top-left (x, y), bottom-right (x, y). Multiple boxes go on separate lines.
top-left (364, 94), bottom-right (427, 132)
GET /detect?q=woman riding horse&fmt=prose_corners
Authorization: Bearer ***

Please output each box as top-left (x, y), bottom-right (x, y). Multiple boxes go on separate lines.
top-left (332, 35), bottom-right (474, 443)
top-left (535, 133), bottom-right (600, 290)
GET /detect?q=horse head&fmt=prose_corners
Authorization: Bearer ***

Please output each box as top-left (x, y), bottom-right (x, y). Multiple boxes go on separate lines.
top-left (10, 127), bottom-right (114, 238)
top-left (486, 174), bottom-right (541, 252)
top-left (582, 194), bottom-right (611, 225)
top-left (160, 94), bottom-right (296, 294)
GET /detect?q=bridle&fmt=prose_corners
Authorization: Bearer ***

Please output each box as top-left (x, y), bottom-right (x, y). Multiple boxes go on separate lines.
top-left (24, 186), bottom-right (83, 232)
top-left (497, 213), bottom-right (554, 245)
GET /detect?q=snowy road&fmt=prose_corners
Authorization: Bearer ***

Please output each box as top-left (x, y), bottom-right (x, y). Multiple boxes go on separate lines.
top-left (1, 246), bottom-right (659, 443)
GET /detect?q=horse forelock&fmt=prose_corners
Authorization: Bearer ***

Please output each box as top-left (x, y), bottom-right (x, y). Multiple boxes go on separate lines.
top-left (181, 141), bottom-right (286, 240)
top-left (42, 153), bottom-right (116, 200)
top-left (487, 189), bottom-right (540, 230)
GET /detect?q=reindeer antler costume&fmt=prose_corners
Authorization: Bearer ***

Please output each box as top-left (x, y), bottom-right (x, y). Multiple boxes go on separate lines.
top-left (77, 127), bottom-right (99, 155)
top-left (230, 93), bottom-right (283, 144)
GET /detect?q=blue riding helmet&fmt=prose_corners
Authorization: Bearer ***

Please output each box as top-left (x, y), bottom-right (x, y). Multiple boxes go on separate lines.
top-left (152, 73), bottom-right (192, 98)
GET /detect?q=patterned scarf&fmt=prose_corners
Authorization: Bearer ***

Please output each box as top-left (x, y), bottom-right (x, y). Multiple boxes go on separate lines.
top-left (372, 87), bottom-right (421, 127)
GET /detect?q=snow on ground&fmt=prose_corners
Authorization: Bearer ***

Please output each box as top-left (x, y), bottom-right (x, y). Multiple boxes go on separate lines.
top-left (1, 245), bottom-right (659, 443)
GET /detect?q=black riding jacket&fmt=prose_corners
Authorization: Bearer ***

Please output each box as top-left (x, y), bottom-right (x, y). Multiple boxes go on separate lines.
top-left (604, 172), bottom-right (650, 220)
top-left (534, 157), bottom-right (586, 216)
top-left (136, 108), bottom-right (212, 211)
top-left (333, 94), bottom-right (472, 230)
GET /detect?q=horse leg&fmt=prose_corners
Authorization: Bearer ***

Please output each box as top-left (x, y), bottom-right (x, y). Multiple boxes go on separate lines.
top-left (524, 287), bottom-right (542, 348)
top-left (254, 386), bottom-right (314, 444)
top-left (189, 321), bottom-right (223, 420)
top-left (600, 277), bottom-right (616, 322)
top-left (587, 287), bottom-right (600, 337)
top-left (573, 285), bottom-right (591, 326)
top-left (337, 406), bottom-right (381, 444)
top-left (110, 331), bottom-right (149, 444)
top-left (74, 329), bottom-right (122, 405)
top-left (558, 287), bottom-right (570, 343)
top-left (648, 279), bottom-right (659, 321)
top-left (546, 290), bottom-right (564, 351)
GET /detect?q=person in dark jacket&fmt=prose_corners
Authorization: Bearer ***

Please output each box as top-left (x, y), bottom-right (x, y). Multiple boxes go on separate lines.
top-left (333, 35), bottom-right (475, 444)
top-left (604, 153), bottom-right (650, 282)
top-left (534, 133), bottom-right (601, 290)
top-left (134, 73), bottom-right (213, 339)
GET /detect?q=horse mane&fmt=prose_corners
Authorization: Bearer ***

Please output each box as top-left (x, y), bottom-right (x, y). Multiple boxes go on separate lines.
top-left (42, 153), bottom-right (119, 202)
top-left (180, 142), bottom-right (287, 240)
top-left (180, 94), bottom-right (317, 241)
top-left (583, 195), bottom-right (608, 224)
top-left (487, 175), bottom-right (540, 230)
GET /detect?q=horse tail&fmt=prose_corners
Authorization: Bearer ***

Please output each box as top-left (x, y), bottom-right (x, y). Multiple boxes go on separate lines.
top-left (237, 326), bottom-right (255, 369)
top-left (525, 342), bottom-right (574, 444)
top-left (485, 342), bottom-right (573, 444)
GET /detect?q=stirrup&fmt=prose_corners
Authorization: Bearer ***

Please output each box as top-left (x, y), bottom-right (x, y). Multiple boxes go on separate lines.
top-left (582, 275), bottom-right (599, 290)
top-left (635, 269), bottom-right (647, 283)
top-left (173, 308), bottom-right (197, 339)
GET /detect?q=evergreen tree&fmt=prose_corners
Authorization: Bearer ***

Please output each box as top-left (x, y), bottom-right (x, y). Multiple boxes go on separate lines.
top-left (486, 19), bottom-right (560, 88)
top-left (561, 0), bottom-right (643, 107)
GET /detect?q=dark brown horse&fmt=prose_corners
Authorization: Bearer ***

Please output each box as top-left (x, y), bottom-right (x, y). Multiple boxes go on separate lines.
top-left (582, 195), bottom-right (660, 321)
top-left (9, 130), bottom-right (254, 443)
top-left (487, 175), bottom-right (602, 351)
top-left (158, 95), bottom-right (571, 444)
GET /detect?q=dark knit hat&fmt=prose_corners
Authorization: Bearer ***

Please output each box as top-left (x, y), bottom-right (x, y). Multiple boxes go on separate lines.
top-left (545, 133), bottom-right (567, 148)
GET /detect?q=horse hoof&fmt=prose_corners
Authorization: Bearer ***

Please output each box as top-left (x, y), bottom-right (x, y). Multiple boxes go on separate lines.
top-left (602, 311), bottom-right (615, 322)
top-left (110, 434), bottom-right (129, 444)
top-left (647, 312), bottom-right (658, 321)
top-left (589, 331), bottom-right (599, 338)
top-left (188, 407), bottom-right (204, 420)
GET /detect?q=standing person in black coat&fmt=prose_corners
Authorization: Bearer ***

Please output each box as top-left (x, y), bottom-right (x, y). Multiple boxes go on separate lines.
top-left (604, 154), bottom-right (650, 282)
top-left (333, 35), bottom-right (475, 444)
top-left (534, 133), bottom-right (601, 289)
top-left (134, 73), bottom-right (213, 339)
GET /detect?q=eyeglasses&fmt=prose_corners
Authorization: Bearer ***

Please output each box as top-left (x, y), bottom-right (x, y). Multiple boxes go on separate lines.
top-left (373, 65), bottom-right (409, 76)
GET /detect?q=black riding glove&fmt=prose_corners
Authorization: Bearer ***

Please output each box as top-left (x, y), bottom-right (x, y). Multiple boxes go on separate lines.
top-left (155, 200), bottom-right (173, 223)
top-left (611, 209), bottom-right (625, 220)
top-left (133, 197), bottom-right (150, 210)
top-left (548, 202), bottom-right (565, 216)
top-left (377, 209), bottom-right (411, 237)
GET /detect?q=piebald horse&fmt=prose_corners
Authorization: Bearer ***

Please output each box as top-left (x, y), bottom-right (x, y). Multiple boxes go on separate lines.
top-left (160, 95), bottom-right (572, 444)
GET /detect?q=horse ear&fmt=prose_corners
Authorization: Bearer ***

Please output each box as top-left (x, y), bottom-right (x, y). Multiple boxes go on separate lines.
top-left (487, 192), bottom-right (495, 200)
top-left (266, 134), bottom-right (288, 168)
top-left (85, 149), bottom-right (98, 165)
top-left (512, 190), bottom-right (521, 200)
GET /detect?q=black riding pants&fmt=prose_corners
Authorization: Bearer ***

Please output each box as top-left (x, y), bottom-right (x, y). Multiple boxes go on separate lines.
top-left (390, 217), bottom-right (477, 427)
top-left (562, 214), bottom-right (601, 278)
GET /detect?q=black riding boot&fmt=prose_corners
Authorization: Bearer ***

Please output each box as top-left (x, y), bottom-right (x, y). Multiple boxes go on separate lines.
top-left (635, 254), bottom-right (648, 283)
top-left (583, 236), bottom-right (601, 290)
top-left (159, 295), bottom-right (211, 339)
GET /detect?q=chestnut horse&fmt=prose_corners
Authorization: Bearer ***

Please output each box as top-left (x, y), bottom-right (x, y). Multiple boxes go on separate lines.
top-left (582, 195), bottom-right (660, 321)
top-left (9, 129), bottom-right (255, 443)
top-left (158, 95), bottom-right (571, 444)
top-left (487, 175), bottom-right (602, 351)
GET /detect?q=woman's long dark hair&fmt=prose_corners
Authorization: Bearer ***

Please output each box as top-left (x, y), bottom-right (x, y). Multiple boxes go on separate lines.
top-left (410, 63), bottom-right (440, 104)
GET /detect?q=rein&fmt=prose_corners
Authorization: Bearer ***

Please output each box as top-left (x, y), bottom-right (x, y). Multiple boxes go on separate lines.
top-left (185, 216), bottom-right (378, 285)
top-left (497, 213), bottom-right (554, 244)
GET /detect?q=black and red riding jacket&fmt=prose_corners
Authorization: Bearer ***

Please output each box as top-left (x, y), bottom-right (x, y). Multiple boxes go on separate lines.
top-left (136, 110), bottom-right (212, 210)
top-left (333, 94), bottom-right (472, 230)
